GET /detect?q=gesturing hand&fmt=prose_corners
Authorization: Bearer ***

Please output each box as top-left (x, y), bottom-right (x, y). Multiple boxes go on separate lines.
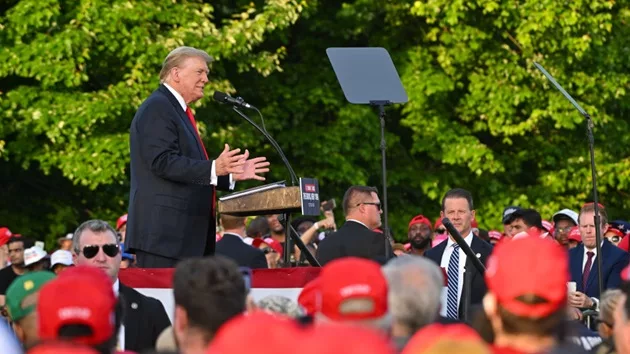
top-left (215, 144), bottom-right (246, 176)
top-left (233, 149), bottom-right (270, 182)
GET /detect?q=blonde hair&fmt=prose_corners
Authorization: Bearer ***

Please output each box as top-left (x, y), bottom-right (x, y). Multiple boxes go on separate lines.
top-left (600, 289), bottom-right (623, 325)
top-left (159, 46), bottom-right (213, 83)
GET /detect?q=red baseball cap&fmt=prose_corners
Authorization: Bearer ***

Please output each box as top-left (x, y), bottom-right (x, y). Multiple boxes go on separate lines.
top-left (303, 323), bottom-right (394, 354)
top-left (485, 234), bottom-right (568, 317)
top-left (116, 214), bottom-right (127, 230)
top-left (606, 227), bottom-right (624, 238)
top-left (0, 227), bottom-right (12, 247)
top-left (317, 257), bottom-right (388, 321)
top-left (434, 219), bottom-right (443, 230)
top-left (488, 230), bottom-right (502, 240)
top-left (298, 278), bottom-right (320, 316)
top-left (264, 238), bottom-right (283, 255)
top-left (38, 266), bottom-right (116, 346)
top-left (568, 226), bottom-right (582, 242)
top-left (27, 342), bottom-right (99, 354)
top-left (209, 312), bottom-right (300, 353)
top-left (408, 215), bottom-right (432, 230)
top-left (402, 323), bottom-right (488, 354)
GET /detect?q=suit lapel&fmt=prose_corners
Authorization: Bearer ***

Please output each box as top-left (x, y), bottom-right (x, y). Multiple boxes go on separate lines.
top-left (157, 85), bottom-right (206, 159)
top-left (120, 284), bottom-right (140, 350)
top-left (428, 240), bottom-right (447, 264)
top-left (570, 245), bottom-right (585, 292)
top-left (586, 242), bottom-right (608, 293)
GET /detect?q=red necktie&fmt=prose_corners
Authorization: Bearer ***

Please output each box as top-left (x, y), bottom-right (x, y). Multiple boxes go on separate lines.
top-left (582, 251), bottom-right (594, 291)
top-left (185, 107), bottom-right (208, 159)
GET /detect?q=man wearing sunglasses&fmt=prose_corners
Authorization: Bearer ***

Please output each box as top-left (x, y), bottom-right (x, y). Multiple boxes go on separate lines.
top-left (316, 186), bottom-right (395, 266)
top-left (72, 219), bottom-right (171, 352)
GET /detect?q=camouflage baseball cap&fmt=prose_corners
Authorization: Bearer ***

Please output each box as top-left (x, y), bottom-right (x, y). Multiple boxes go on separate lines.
top-left (6, 271), bottom-right (56, 322)
top-left (257, 295), bottom-right (304, 318)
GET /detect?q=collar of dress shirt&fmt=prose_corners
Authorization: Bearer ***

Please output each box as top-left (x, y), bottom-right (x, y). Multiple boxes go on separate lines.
top-left (584, 243), bottom-right (601, 258)
top-left (163, 83), bottom-right (187, 111)
top-left (346, 219), bottom-right (370, 230)
top-left (446, 231), bottom-right (474, 249)
top-left (113, 278), bottom-right (120, 297)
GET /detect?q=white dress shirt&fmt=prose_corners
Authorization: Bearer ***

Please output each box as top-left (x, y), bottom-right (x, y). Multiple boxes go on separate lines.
top-left (113, 279), bottom-right (125, 350)
top-left (582, 245), bottom-right (598, 272)
top-left (163, 83), bottom-right (235, 189)
top-left (439, 231), bottom-right (474, 317)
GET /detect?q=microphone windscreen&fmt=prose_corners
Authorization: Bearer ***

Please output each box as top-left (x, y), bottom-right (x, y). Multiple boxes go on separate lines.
top-left (213, 91), bottom-right (228, 103)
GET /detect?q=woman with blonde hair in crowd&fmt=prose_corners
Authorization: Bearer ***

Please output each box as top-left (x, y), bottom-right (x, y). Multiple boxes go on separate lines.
top-left (596, 289), bottom-right (624, 354)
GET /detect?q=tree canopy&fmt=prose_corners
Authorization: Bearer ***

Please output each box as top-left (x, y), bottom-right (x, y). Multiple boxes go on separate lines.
top-left (1, 0), bottom-right (629, 246)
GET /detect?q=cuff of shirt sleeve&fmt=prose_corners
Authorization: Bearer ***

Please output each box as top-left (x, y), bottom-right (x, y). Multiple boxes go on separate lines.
top-left (211, 160), bottom-right (218, 186)
top-left (229, 174), bottom-right (236, 190)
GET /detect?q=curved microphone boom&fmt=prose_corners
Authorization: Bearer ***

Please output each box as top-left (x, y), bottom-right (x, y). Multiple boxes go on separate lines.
top-left (212, 91), bottom-right (298, 186)
top-left (213, 91), bottom-right (253, 109)
top-left (441, 218), bottom-right (486, 274)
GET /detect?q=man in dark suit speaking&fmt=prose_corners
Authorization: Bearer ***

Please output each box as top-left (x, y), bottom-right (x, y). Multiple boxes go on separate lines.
top-left (316, 185), bottom-right (394, 265)
top-left (425, 188), bottom-right (493, 320)
top-left (126, 46), bottom-right (269, 268)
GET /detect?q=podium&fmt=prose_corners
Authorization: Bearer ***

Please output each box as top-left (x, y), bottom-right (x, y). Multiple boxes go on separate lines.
top-left (218, 186), bottom-right (302, 217)
top-left (217, 183), bottom-right (321, 267)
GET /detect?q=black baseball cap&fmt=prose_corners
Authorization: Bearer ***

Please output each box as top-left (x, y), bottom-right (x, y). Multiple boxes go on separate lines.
top-left (502, 206), bottom-right (522, 225)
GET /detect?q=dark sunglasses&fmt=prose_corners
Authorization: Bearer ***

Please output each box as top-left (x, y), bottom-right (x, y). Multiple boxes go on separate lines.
top-left (356, 202), bottom-right (381, 211)
top-left (81, 244), bottom-right (119, 259)
top-left (436, 228), bottom-right (447, 234)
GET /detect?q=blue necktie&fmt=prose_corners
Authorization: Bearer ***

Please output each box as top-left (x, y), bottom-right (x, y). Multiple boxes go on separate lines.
top-left (446, 244), bottom-right (460, 319)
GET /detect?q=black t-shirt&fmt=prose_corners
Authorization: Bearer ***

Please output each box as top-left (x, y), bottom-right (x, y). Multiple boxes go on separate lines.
top-left (0, 266), bottom-right (19, 295)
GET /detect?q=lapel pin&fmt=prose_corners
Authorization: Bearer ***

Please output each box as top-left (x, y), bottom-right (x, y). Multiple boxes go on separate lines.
top-left (476, 253), bottom-right (481, 258)
top-left (131, 302), bottom-right (138, 310)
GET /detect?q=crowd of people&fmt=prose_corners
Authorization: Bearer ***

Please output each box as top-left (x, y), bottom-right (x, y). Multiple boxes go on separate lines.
top-left (1, 186), bottom-right (630, 354)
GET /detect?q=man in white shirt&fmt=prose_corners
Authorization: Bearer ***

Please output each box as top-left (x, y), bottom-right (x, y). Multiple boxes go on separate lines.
top-left (568, 203), bottom-right (629, 311)
top-left (126, 46), bottom-right (269, 267)
top-left (424, 188), bottom-right (493, 320)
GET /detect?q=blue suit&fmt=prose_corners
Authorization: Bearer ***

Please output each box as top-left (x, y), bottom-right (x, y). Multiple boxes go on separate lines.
top-left (569, 240), bottom-right (629, 299)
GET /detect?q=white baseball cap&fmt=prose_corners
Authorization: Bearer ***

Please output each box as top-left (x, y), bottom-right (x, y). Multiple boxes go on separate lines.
top-left (24, 246), bottom-right (47, 266)
top-left (50, 249), bottom-right (73, 267)
top-left (552, 209), bottom-right (579, 225)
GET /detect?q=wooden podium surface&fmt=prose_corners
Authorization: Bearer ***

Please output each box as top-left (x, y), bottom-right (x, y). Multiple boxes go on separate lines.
top-left (218, 185), bottom-right (302, 217)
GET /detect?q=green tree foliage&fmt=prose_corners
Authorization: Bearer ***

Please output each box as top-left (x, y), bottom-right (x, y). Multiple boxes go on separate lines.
top-left (1, 0), bottom-right (629, 245)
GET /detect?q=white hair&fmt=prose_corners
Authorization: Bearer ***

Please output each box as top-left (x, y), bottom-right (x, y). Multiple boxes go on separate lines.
top-left (159, 46), bottom-right (213, 83)
top-left (382, 256), bottom-right (443, 332)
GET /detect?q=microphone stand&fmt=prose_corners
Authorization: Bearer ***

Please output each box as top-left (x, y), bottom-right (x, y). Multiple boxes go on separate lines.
top-left (533, 63), bottom-right (603, 298)
top-left (370, 100), bottom-right (392, 259)
top-left (231, 107), bottom-right (319, 267)
top-left (441, 218), bottom-right (486, 274)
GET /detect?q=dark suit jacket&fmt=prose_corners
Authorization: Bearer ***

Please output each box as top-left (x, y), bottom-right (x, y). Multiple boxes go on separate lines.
top-left (316, 220), bottom-right (395, 266)
top-left (126, 85), bottom-right (230, 259)
top-left (216, 233), bottom-right (268, 269)
top-left (569, 240), bottom-right (629, 299)
top-left (119, 283), bottom-right (171, 352)
top-left (424, 235), bottom-right (493, 319)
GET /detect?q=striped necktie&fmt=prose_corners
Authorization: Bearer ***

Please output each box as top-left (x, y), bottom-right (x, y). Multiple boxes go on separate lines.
top-left (446, 244), bottom-right (460, 319)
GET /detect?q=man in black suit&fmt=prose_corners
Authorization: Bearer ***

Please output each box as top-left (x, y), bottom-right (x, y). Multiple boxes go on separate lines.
top-left (424, 188), bottom-right (493, 320)
top-left (216, 214), bottom-right (267, 269)
top-left (316, 185), bottom-right (394, 266)
top-left (126, 46), bottom-right (269, 268)
top-left (568, 203), bottom-right (629, 311)
top-left (72, 219), bottom-right (171, 352)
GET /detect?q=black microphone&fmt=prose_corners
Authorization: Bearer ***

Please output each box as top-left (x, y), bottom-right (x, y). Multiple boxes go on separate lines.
top-left (441, 218), bottom-right (486, 274)
top-left (213, 91), bottom-right (253, 109)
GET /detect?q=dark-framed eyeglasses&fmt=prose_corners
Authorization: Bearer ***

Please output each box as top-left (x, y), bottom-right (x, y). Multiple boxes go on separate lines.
top-left (356, 202), bottom-right (381, 211)
top-left (435, 228), bottom-right (447, 234)
top-left (555, 226), bottom-right (573, 234)
top-left (81, 244), bottom-right (119, 259)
